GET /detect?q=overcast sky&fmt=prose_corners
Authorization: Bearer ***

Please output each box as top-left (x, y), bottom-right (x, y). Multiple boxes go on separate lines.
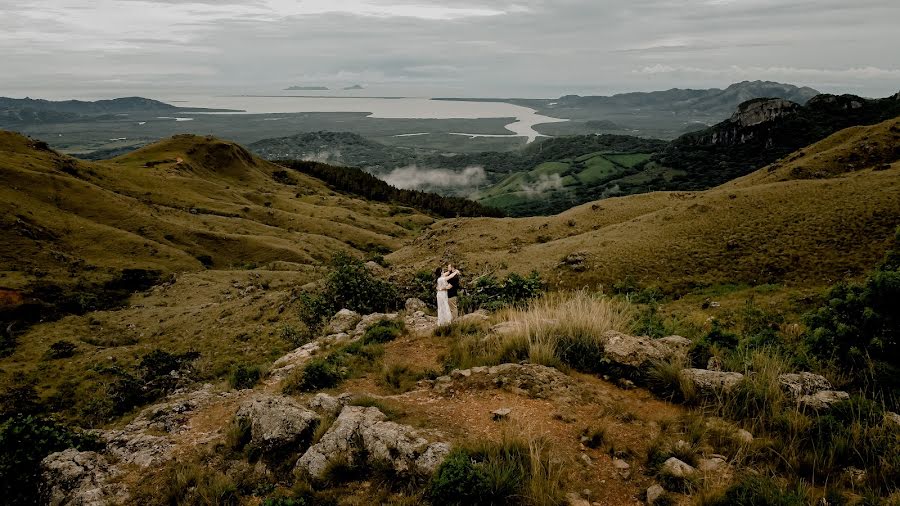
top-left (2, 0), bottom-right (898, 99)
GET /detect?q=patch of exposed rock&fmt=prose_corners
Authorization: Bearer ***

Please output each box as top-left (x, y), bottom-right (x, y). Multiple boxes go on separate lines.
top-left (350, 312), bottom-right (400, 338)
top-left (296, 406), bottom-right (449, 481)
top-left (234, 394), bottom-right (320, 457)
top-left (428, 363), bottom-right (583, 403)
top-left (600, 331), bottom-right (691, 381)
top-left (325, 308), bottom-right (362, 335)
top-left (682, 368), bottom-right (744, 395)
top-left (660, 457), bottom-right (697, 480)
top-left (778, 372), bottom-right (832, 399)
top-left (42, 384), bottom-right (232, 505)
top-left (307, 392), bottom-right (353, 418)
top-left (405, 310), bottom-right (437, 335)
top-left (799, 390), bottom-right (851, 410)
top-left (404, 298), bottom-right (428, 313)
top-left (41, 449), bottom-right (126, 506)
top-left (268, 341), bottom-right (321, 382)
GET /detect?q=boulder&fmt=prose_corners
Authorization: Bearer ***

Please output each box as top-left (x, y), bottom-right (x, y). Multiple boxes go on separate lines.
top-left (296, 406), bottom-right (449, 480)
top-left (778, 372), bottom-right (832, 400)
top-left (799, 390), bottom-right (850, 410)
top-left (698, 456), bottom-right (728, 473)
top-left (660, 457), bottom-right (697, 479)
top-left (566, 492), bottom-right (591, 506)
top-left (234, 395), bottom-right (320, 456)
top-left (404, 298), bottom-right (428, 312)
top-left (492, 408), bottom-right (512, 421)
top-left (456, 310), bottom-right (490, 326)
top-left (489, 321), bottom-right (522, 336)
top-left (613, 458), bottom-right (631, 479)
top-left (269, 341), bottom-right (321, 382)
top-left (405, 310), bottom-right (438, 335)
top-left (307, 392), bottom-right (352, 418)
top-left (325, 309), bottom-right (362, 335)
top-left (600, 331), bottom-right (690, 380)
top-left (682, 369), bottom-right (744, 395)
top-left (884, 411), bottom-right (900, 427)
top-left (351, 312), bottom-right (401, 338)
top-left (41, 449), bottom-right (125, 506)
top-left (646, 484), bottom-right (665, 505)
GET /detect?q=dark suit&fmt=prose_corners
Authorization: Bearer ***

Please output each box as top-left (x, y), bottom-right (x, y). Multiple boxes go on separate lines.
top-left (448, 273), bottom-right (461, 317)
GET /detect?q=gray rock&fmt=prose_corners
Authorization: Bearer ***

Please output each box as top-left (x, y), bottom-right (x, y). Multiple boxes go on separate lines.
top-left (682, 368), bottom-right (744, 394)
top-left (307, 393), bottom-right (350, 417)
top-left (296, 406), bottom-right (449, 480)
top-left (325, 309), bottom-right (362, 335)
top-left (698, 456), bottom-right (728, 473)
top-left (269, 341), bottom-right (321, 382)
top-left (885, 411), bottom-right (900, 427)
top-left (646, 484), bottom-right (665, 505)
top-left (566, 492), bottom-right (591, 506)
top-left (456, 310), bottom-right (490, 326)
top-left (660, 457), bottom-right (697, 479)
top-left (778, 372), bottom-right (832, 400)
top-left (405, 298), bottom-right (428, 312)
top-left (351, 312), bottom-right (400, 338)
top-left (492, 408), bottom-right (512, 421)
top-left (613, 458), bottom-right (631, 479)
top-left (234, 395), bottom-right (320, 456)
top-left (735, 429), bottom-right (754, 444)
top-left (799, 390), bottom-right (850, 410)
top-left (42, 449), bottom-right (125, 506)
top-left (600, 331), bottom-right (690, 379)
top-left (490, 321), bottom-right (522, 336)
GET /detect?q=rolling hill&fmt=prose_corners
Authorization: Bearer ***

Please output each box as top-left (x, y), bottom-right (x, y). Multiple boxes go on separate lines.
top-left (389, 117), bottom-right (900, 292)
top-left (0, 131), bottom-right (441, 325)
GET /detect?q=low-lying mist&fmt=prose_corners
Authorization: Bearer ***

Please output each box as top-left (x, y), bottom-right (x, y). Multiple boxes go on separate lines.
top-left (381, 165), bottom-right (487, 191)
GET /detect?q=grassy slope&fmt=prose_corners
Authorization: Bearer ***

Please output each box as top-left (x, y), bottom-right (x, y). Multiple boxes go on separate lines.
top-left (390, 117), bottom-right (900, 291)
top-left (0, 131), bottom-right (434, 290)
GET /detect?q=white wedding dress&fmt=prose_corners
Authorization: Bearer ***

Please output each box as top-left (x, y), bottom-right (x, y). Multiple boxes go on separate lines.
top-left (436, 274), bottom-right (453, 326)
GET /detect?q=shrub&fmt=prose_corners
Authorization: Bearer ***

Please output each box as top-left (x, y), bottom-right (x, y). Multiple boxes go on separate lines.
top-left (288, 357), bottom-right (343, 393)
top-left (0, 415), bottom-right (102, 505)
top-left (229, 364), bottom-right (261, 390)
top-left (362, 319), bottom-right (405, 344)
top-left (461, 271), bottom-right (544, 312)
top-left (298, 253), bottom-right (401, 332)
top-left (379, 364), bottom-right (426, 394)
top-left (130, 460), bottom-right (238, 506)
top-left (45, 340), bottom-right (77, 359)
top-left (279, 324), bottom-right (310, 347)
top-left (427, 432), bottom-right (563, 506)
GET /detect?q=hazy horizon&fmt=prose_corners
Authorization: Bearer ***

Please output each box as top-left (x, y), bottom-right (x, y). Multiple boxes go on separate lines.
top-left (2, 0), bottom-right (899, 100)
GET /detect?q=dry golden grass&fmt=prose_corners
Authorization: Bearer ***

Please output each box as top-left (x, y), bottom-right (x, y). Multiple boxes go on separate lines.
top-left (446, 290), bottom-right (632, 370)
top-left (389, 117), bottom-right (900, 292)
top-left (0, 131), bottom-right (433, 289)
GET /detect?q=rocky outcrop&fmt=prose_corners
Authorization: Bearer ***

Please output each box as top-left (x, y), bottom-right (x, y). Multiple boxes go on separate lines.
top-left (325, 309), bottom-right (362, 335)
top-left (600, 331), bottom-right (691, 380)
top-left (233, 395), bottom-right (320, 456)
top-left (456, 310), bottom-right (490, 326)
top-left (429, 363), bottom-right (583, 403)
top-left (682, 369), bottom-right (744, 395)
top-left (41, 450), bottom-right (126, 506)
top-left (350, 312), bottom-right (400, 338)
top-left (729, 98), bottom-right (801, 127)
top-left (296, 406), bottom-right (449, 481)
top-left (660, 457), bottom-right (697, 479)
top-left (42, 384), bottom-right (231, 505)
top-left (405, 310), bottom-right (438, 335)
top-left (268, 341), bottom-right (321, 382)
top-left (404, 298), bottom-right (427, 312)
top-left (307, 392), bottom-right (352, 418)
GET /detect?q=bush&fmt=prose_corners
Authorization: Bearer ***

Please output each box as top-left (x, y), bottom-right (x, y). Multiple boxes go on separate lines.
top-left (0, 415), bottom-right (102, 505)
top-left (130, 460), bottom-right (238, 506)
top-left (45, 340), bottom-right (77, 359)
top-left (362, 319), bottom-right (405, 344)
top-left (461, 271), bottom-right (544, 312)
top-left (289, 357), bottom-right (344, 392)
top-left (229, 364), bottom-right (261, 390)
top-left (427, 433), bottom-right (562, 506)
top-left (379, 364), bottom-right (427, 394)
top-left (298, 253), bottom-right (401, 332)
top-left (279, 324), bottom-right (310, 347)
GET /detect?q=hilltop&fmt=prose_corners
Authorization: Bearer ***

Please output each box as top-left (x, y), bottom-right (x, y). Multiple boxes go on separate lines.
top-left (389, 117), bottom-right (900, 291)
top-left (0, 97), bottom-right (234, 127)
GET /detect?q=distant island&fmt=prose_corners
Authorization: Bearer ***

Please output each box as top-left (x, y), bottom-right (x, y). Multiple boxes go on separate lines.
top-left (284, 85), bottom-right (329, 91)
top-left (343, 84), bottom-right (364, 90)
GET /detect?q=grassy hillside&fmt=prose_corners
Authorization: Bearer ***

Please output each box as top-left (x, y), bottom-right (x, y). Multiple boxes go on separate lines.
top-left (0, 131), bottom-right (437, 318)
top-left (390, 117), bottom-right (900, 292)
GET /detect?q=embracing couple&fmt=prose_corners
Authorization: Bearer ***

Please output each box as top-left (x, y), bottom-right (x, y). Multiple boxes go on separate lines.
top-left (435, 263), bottom-right (461, 326)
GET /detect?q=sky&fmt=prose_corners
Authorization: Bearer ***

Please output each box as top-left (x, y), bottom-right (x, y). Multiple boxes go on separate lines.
top-left (1, 0), bottom-right (899, 99)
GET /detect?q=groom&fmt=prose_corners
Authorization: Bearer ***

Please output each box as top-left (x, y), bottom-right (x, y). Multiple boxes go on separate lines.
top-left (447, 263), bottom-right (461, 318)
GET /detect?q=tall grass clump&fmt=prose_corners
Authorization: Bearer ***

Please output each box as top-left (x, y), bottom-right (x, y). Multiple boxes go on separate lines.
top-left (497, 290), bottom-right (632, 372)
top-left (427, 431), bottom-right (564, 506)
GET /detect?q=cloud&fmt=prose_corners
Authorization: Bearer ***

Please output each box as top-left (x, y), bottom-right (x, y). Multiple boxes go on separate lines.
top-left (380, 165), bottom-right (487, 190)
top-left (0, 0), bottom-right (898, 98)
top-left (519, 174), bottom-right (563, 198)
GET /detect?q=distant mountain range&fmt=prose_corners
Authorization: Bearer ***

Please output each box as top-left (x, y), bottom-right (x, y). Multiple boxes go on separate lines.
top-left (0, 96), bottom-right (235, 127)
top-left (285, 86), bottom-right (330, 91)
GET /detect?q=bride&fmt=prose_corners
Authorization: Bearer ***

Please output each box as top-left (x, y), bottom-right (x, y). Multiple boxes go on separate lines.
top-left (436, 265), bottom-right (460, 326)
